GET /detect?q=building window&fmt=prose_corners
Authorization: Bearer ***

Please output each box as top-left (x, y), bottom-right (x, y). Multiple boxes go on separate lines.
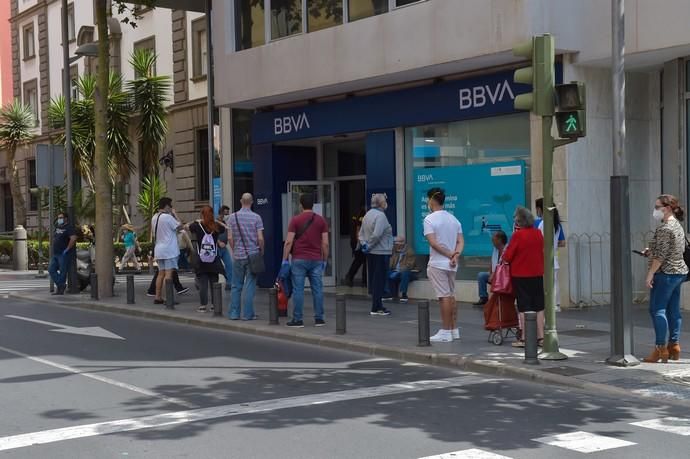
top-left (348, 0), bottom-right (388, 22)
top-left (197, 128), bottom-right (210, 201)
top-left (22, 23), bottom-right (35, 60)
top-left (395, 0), bottom-right (421, 6)
top-left (232, 109), bottom-right (254, 203)
top-left (27, 159), bottom-right (37, 211)
top-left (67, 3), bottom-right (76, 42)
top-left (192, 17), bottom-right (208, 78)
top-left (271, 0), bottom-right (302, 40)
top-left (404, 113), bottom-right (531, 281)
top-left (70, 64), bottom-right (79, 101)
top-left (133, 36), bottom-right (156, 77)
top-left (23, 80), bottom-right (38, 127)
top-left (308, 0), bottom-right (343, 32)
top-left (235, 0), bottom-right (266, 51)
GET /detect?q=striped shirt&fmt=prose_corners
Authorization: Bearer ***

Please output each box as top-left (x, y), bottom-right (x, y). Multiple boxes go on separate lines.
top-left (649, 218), bottom-right (689, 275)
top-left (228, 208), bottom-right (264, 260)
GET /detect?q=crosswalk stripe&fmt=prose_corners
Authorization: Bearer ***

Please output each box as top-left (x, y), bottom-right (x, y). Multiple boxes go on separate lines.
top-left (0, 275), bottom-right (197, 292)
top-left (532, 431), bottom-right (635, 453)
top-left (631, 417), bottom-right (690, 436)
top-left (419, 449), bottom-right (513, 459)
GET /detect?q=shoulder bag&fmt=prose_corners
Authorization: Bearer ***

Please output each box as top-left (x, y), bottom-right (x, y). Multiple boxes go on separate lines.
top-left (492, 261), bottom-right (513, 295)
top-left (291, 213), bottom-right (316, 253)
top-left (235, 213), bottom-right (265, 274)
top-left (151, 213), bottom-right (162, 259)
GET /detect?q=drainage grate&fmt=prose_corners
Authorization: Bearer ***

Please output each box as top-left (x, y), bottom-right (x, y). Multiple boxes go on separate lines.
top-left (559, 329), bottom-right (610, 338)
top-left (540, 366), bottom-right (595, 377)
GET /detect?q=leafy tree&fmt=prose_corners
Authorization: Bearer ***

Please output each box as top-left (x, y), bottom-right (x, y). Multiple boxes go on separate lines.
top-left (0, 100), bottom-right (35, 227)
top-left (136, 175), bottom-right (166, 241)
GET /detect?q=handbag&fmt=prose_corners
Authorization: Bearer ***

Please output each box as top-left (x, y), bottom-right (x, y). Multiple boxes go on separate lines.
top-left (492, 261), bottom-right (513, 295)
top-left (234, 213), bottom-right (265, 274)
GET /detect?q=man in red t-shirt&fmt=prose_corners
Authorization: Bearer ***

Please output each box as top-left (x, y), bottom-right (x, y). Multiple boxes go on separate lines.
top-left (282, 193), bottom-right (329, 328)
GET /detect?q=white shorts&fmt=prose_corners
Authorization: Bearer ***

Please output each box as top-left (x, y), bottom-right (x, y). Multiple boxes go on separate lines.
top-left (427, 266), bottom-right (456, 298)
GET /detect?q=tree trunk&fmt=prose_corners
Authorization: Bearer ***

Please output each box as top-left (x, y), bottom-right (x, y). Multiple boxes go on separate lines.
top-left (8, 147), bottom-right (27, 228)
top-left (94, 0), bottom-right (113, 298)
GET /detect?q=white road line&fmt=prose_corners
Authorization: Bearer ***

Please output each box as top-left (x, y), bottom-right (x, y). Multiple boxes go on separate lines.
top-left (0, 375), bottom-right (495, 452)
top-left (631, 417), bottom-right (690, 436)
top-left (532, 431), bottom-right (635, 453)
top-left (419, 448), bottom-right (513, 458)
top-left (0, 345), bottom-right (193, 409)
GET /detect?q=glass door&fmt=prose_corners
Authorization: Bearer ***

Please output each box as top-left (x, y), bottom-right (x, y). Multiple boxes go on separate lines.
top-left (287, 181), bottom-right (336, 287)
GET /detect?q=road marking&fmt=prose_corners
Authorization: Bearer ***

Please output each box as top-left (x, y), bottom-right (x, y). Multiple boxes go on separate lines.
top-left (0, 375), bottom-right (495, 452)
top-left (419, 448), bottom-right (513, 458)
top-left (533, 431), bottom-right (635, 453)
top-left (0, 345), bottom-right (192, 408)
top-left (631, 417), bottom-right (690, 436)
top-left (5, 315), bottom-right (125, 340)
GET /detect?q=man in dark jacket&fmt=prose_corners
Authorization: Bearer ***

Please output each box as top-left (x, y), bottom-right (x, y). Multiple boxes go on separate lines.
top-left (383, 236), bottom-right (417, 303)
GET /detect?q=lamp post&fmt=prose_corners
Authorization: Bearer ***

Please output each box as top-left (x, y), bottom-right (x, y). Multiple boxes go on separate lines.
top-left (62, 0), bottom-right (98, 293)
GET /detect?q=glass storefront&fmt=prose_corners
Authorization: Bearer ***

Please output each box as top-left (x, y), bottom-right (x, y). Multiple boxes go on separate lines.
top-left (404, 113), bottom-right (531, 280)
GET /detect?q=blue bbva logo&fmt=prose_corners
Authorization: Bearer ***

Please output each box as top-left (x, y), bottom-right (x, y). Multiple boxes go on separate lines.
top-left (273, 113), bottom-right (311, 135)
top-left (459, 80), bottom-right (515, 110)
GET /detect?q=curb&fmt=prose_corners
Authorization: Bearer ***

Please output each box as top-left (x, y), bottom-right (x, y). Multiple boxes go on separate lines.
top-left (10, 292), bottom-right (690, 409)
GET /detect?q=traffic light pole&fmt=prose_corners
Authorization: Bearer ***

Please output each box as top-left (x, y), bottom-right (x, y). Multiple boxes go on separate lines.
top-left (540, 115), bottom-right (567, 361)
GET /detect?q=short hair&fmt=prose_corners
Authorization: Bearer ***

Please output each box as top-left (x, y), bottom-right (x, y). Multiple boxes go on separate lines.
top-left (240, 193), bottom-right (253, 205)
top-left (427, 187), bottom-right (445, 206)
top-left (493, 230), bottom-right (508, 245)
top-left (56, 211), bottom-right (66, 219)
top-left (300, 193), bottom-right (314, 210)
top-left (158, 197), bottom-right (173, 210)
top-left (370, 193), bottom-right (387, 208)
top-left (514, 206), bottom-right (535, 229)
top-left (220, 205), bottom-right (230, 213)
top-left (535, 197), bottom-right (544, 211)
top-left (394, 235), bottom-right (406, 243)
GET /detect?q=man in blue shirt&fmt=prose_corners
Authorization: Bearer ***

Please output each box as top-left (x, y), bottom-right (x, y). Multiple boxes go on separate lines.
top-left (49, 212), bottom-right (77, 295)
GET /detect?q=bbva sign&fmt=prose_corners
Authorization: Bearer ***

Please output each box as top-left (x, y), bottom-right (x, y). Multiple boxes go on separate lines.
top-left (459, 80), bottom-right (515, 110)
top-left (274, 113), bottom-right (311, 135)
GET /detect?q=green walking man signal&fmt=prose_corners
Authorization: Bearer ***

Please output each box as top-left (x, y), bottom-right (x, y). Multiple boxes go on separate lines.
top-left (565, 115), bottom-right (577, 132)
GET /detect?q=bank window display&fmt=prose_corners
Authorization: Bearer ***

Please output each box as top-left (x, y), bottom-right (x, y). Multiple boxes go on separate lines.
top-left (235, 0), bottom-right (266, 51)
top-left (404, 113), bottom-right (531, 280)
top-left (271, 0), bottom-right (303, 39)
top-left (307, 0), bottom-right (343, 32)
top-left (232, 109), bottom-right (255, 205)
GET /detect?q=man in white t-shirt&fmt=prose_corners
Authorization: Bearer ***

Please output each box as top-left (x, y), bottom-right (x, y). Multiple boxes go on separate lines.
top-left (151, 197), bottom-right (184, 304)
top-left (423, 187), bottom-right (464, 343)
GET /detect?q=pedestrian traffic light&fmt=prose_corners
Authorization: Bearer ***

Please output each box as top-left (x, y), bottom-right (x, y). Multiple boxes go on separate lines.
top-left (512, 34), bottom-right (555, 116)
top-left (555, 82), bottom-right (586, 138)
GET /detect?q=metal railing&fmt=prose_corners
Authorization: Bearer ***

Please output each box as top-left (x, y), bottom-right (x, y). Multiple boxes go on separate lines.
top-left (567, 231), bottom-right (654, 307)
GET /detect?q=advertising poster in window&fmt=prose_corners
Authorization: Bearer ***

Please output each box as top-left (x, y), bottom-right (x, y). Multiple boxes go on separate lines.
top-left (412, 160), bottom-right (526, 256)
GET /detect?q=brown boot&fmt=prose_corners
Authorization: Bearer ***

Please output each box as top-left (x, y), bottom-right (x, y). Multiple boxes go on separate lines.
top-left (643, 345), bottom-right (669, 363)
top-left (668, 342), bottom-right (681, 361)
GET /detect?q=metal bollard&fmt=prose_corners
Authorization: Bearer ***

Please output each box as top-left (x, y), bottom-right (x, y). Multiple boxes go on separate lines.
top-left (12, 226), bottom-right (28, 271)
top-left (165, 278), bottom-right (175, 309)
top-left (126, 275), bottom-right (135, 304)
top-left (268, 287), bottom-right (279, 325)
top-left (524, 311), bottom-right (540, 365)
top-left (417, 300), bottom-right (431, 346)
top-left (90, 273), bottom-right (99, 300)
top-left (212, 283), bottom-right (223, 316)
top-left (336, 294), bottom-right (346, 335)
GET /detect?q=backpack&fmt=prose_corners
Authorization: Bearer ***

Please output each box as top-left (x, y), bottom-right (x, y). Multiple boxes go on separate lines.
top-left (198, 224), bottom-right (217, 263)
top-left (684, 236), bottom-right (690, 282)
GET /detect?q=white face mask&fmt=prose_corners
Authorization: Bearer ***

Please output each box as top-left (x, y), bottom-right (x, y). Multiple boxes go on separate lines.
top-left (653, 209), bottom-right (665, 222)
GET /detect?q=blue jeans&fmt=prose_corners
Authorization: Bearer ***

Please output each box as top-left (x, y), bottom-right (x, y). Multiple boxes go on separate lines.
top-left (367, 254), bottom-right (388, 312)
top-left (48, 253), bottom-right (71, 288)
top-left (218, 247), bottom-right (233, 285)
top-left (291, 259), bottom-right (324, 322)
top-left (649, 273), bottom-right (685, 345)
top-left (477, 271), bottom-right (490, 299)
top-left (229, 258), bottom-right (257, 320)
top-left (384, 270), bottom-right (415, 297)
top-left (178, 250), bottom-right (190, 270)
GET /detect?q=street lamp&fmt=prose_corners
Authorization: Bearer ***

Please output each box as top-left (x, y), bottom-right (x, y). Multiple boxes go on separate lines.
top-left (62, 0), bottom-right (98, 293)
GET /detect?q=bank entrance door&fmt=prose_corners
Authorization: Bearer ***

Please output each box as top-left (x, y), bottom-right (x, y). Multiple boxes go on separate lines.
top-left (287, 181), bottom-right (336, 287)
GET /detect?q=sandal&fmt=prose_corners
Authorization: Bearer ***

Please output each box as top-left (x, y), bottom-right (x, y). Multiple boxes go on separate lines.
top-left (197, 306), bottom-right (208, 312)
top-left (511, 340), bottom-right (525, 348)
top-left (537, 339), bottom-right (544, 348)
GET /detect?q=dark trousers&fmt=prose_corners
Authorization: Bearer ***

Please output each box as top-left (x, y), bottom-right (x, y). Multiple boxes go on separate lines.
top-left (197, 272), bottom-right (219, 306)
top-left (148, 268), bottom-right (185, 295)
top-left (345, 250), bottom-right (367, 286)
top-left (48, 253), bottom-right (71, 288)
top-left (367, 254), bottom-right (388, 312)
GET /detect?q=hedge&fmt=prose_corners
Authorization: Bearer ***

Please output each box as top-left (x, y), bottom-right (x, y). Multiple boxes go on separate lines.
top-left (0, 240), bottom-right (154, 264)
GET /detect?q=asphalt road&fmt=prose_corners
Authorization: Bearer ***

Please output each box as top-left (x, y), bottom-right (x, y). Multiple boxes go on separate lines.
top-left (0, 298), bottom-right (689, 459)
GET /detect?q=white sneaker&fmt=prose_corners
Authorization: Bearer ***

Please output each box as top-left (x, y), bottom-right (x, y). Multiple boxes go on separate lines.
top-left (555, 305), bottom-right (562, 312)
top-left (452, 328), bottom-right (460, 340)
top-left (430, 329), bottom-right (453, 343)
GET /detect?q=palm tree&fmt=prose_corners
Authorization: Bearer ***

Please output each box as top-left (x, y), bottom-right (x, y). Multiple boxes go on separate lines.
top-left (136, 175), bottom-right (166, 241)
top-left (0, 100), bottom-right (35, 227)
top-left (128, 49), bottom-right (171, 177)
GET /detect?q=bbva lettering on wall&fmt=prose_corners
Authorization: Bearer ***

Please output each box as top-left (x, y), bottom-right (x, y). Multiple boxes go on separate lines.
top-left (274, 113), bottom-right (311, 136)
top-left (459, 80), bottom-right (515, 110)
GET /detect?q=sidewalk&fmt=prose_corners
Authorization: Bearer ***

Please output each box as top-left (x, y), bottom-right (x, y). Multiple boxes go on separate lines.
top-left (8, 277), bottom-right (690, 407)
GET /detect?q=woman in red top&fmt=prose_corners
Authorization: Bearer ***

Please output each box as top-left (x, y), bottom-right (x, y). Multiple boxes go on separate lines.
top-left (502, 206), bottom-right (545, 348)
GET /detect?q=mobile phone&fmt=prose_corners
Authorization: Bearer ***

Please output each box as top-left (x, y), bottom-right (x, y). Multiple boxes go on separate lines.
top-left (632, 250), bottom-right (645, 256)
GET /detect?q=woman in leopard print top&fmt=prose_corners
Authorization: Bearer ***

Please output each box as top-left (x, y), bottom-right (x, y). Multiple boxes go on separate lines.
top-left (643, 194), bottom-right (688, 363)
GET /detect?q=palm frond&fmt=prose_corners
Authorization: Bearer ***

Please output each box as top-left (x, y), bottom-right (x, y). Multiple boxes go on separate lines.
top-left (0, 100), bottom-right (35, 152)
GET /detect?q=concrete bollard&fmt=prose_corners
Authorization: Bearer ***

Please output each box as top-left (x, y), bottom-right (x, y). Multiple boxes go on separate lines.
top-left (336, 294), bottom-right (346, 335)
top-left (524, 311), bottom-right (540, 365)
top-left (126, 274), bottom-right (135, 304)
top-left (90, 273), bottom-right (99, 300)
top-left (165, 278), bottom-right (175, 309)
top-left (12, 226), bottom-right (28, 271)
top-left (212, 282), bottom-right (223, 316)
top-left (268, 287), bottom-right (279, 325)
top-left (417, 300), bottom-right (431, 347)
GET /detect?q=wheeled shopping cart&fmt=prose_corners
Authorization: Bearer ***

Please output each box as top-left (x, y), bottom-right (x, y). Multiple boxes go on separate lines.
top-left (484, 293), bottom-right (519, 345)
